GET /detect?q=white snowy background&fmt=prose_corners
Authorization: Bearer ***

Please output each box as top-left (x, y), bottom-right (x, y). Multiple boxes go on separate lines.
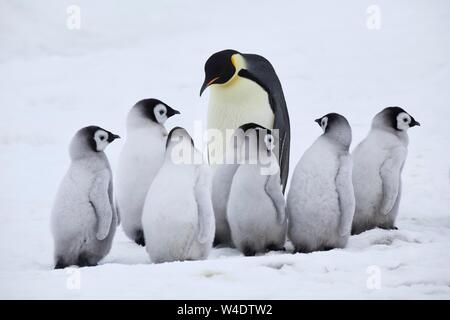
top-left (0, 0), bottom-right (449, 299)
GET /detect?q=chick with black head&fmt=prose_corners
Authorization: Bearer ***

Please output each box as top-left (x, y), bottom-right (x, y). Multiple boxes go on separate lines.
top-left (116, 98), bottom-right (180, 246)
top-left (352, 107), bottom-right (420, 234)
top-left (287, 113), bottom-right (354, 253)
top-left (227, 123), bottom-right (287, 256)
top-left (142, 127), bottom-right (215, 263)
top-left (51, 126), bottom-right (120, 268)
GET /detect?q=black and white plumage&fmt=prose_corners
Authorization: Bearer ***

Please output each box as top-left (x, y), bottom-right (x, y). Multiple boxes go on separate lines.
top-left (352, 107), bottom-right (420, 235)
top-left (142, 127), bottom-right (215, 263)
top-left (287, 114), bottom-right (355, 252)
top-left (51, 126), bottom-right (120, 268)
top-left (227, 123), bottom-right (287, 256)
top-left (116, 99), bottom-right (180, 246)
top-left (200, 49), bottom-right (290, 193)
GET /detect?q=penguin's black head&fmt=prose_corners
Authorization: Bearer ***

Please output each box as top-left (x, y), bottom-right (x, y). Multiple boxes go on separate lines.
top-left (315, 113), bottom-right (349, 133)
top-left (135, 98), bottom-right (180, 125)
top-left (200, 49), bottom-right (240, 96)
top-left (165, 126), bottom-right (194, 149)
top-left (378, 106), bottom-right (420, 132)
top-left (238, 123), bottom-right (275, 152)
top-left (315, 113), bottom-right (352, 148)
top-left (238, 122), bottom-right (267, 133)
top-left (79, 125), bottom-right (120, 152)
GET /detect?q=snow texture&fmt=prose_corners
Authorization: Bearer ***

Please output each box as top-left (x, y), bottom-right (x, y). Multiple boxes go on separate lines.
top-left (0, 0), bottom-right (449, 299)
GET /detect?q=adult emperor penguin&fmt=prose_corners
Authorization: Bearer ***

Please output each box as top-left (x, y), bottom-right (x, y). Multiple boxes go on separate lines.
top-left (287, 114), bottom-right (355, 252)
top-left (200, 49), bottom-right (291, 193)
top-left (116, 98), bottom-right (180, 246)
top-left (352, 107), bottom-right (420, 235)
top-left (142, 127), bottom-right (215, 263)
top-left (51, 126), bottom-right (120, 268)
top-left (227, 123), bottom-right (287, 256)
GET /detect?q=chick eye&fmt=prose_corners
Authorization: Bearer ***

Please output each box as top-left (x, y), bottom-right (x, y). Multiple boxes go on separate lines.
top-left (403, 118), bottom-right (408, 122)
top-left (159, 110), bottom-right (165, 115)
top-left (100, 136), bottom-right (105, 141)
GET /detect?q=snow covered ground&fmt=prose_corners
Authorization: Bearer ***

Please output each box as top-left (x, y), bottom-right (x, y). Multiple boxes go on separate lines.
top-left (1, 0), bottom-right (449, 299)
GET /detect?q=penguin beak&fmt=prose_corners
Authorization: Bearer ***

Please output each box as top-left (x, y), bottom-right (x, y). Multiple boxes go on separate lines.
top-left (314, 118), bottom-right (322, 127)
top-left (200, 76), bottom-right (220, 96)
top-left (167, 106), bottom-right (181, 118)
top-left (108, 134), bottom-right (121, 142)
top-left (410, 118), bottom-right (421, 127)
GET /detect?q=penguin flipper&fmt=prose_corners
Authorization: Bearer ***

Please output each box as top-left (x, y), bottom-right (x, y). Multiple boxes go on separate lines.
top-left (114, 199), bottom-right (121, 226)
top-left (89, 170), bottom-right (113, 241)
top-left (264, 172), bottom-right (286, 225)
top-left (238, 58), bottom-right (290, 194)
top-left (194, 165), bottom-right (215, 244)
top-left (336, 154), bottom-right (356, 237)
top-left (380, 147), bottom-right (406, 215)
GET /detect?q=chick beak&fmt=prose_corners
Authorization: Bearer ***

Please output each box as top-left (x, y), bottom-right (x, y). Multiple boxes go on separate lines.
top-left (410, 119), bottom-right (421, 127)
top-left (167, 107), bottom-right (181, 118)
top-left (108, 134), bottom-right (121, 142)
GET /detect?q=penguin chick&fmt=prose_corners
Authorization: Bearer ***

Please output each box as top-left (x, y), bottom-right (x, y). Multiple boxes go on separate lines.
top-left (116, 98), bottom-right (180, 246)
top-left (227, 123), bottom-right (287, 256)
top-left (352, 107), bottom-right (420, 235)
top-left (287, 113), bottom-right (355, 253)
top-left (142, 127), bottom-right (215, 263)
top-left (51, 126), bottom-right (120, 268)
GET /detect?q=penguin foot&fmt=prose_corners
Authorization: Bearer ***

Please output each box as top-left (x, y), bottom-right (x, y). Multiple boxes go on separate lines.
top-left (293, 246), bottom-right (313, 254)
top-left (351, 225), bottom-right (370, 235)
top-left (242, 246), bottom-right (256, 257)
top-left (134, 230), bottom-right (145, 246)
top-left (54, 259), bottom-right (67, 269)
top-left (379, 225), bottom-right (398, 231)
top-left (266, 244), bottom-right (285, 252)
top-left (77, 253), bottom-right (98, 267)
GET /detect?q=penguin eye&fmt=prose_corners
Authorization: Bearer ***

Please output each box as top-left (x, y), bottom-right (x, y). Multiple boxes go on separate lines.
top-left (154, 104), bottom-right (167, 121)
top-left (264, 134), bottom-right (274, 149)
top-left (100, 136), bottom-right (105, 141)
top-left (403, 118), bottom-right (408, 123)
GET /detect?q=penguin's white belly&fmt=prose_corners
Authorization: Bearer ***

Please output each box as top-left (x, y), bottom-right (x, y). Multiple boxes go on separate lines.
top-left (51, 166), bottom-right (112, 259)
top-left (227, 165), bottom-right (284, 252)
top-left (287, 143), bottom-right (341, 248)
top-left (52, 167), bottom-right (96, 238)
top-left (352, 150), bottom-right (383, 219)
top-left (352, 133), bottom-right (396, 219)
top-left (116, 131), bottom-right (165, 237)
top-left (142, 166), bottom-right (201, 263)
top-left (207, 77), bottom-right (274, 162)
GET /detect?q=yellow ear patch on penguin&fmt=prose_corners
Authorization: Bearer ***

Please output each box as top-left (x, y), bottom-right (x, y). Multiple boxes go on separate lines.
top-left (231, 54), bottom-right (246, 71)
top-left (222, 54), bottom-right (246, 87)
